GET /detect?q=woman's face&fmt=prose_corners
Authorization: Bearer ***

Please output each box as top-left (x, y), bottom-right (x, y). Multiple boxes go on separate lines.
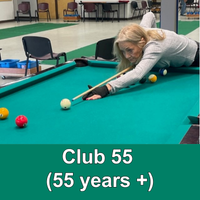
top-left (118, 41), bottom-right (143, 64)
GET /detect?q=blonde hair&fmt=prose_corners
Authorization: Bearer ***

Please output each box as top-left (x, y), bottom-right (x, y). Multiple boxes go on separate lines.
top-left (114, 24), bottom-right (166, 72)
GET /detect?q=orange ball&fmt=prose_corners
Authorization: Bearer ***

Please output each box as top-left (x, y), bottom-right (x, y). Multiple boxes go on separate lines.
top-left (0, 107), bottom-right (9, 119)
top-left (148, 74), bottom-right (157, 83)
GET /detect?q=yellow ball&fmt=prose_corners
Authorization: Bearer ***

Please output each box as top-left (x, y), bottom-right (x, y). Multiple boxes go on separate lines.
top-left (0, 107), bottom-right (9, 119)
top-left (60, 99), bottom-right (71, 110)
top-left (148, 74), bottom-right (157, 83)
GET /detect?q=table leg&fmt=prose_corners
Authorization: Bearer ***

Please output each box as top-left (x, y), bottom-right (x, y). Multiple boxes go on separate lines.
top-left (81, 4), bottom-right (82, 20)
top-left (118, 4), bottom-right (120, 21)
top-left (124, 3), bottom-right (125, 18)
top-left (97, 4), bottom-right (99, 21)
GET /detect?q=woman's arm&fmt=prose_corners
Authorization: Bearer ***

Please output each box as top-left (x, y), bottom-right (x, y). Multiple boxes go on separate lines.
top-left (108, 41), bottom-right (163, 93)
top-left (140, 12), bottom-right (157, 28)
top-left (83, 41), bottom-right (163, 100)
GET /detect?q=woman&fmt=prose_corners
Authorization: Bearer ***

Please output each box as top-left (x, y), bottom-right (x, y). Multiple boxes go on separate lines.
top-left (83, 12), bottom-right (199, 100)
top-left (180, 0), bottom-right (188, 16)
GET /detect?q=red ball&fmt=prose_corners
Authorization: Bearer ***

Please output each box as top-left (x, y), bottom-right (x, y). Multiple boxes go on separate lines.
top-left (15, 115), bottom-right (28, 128)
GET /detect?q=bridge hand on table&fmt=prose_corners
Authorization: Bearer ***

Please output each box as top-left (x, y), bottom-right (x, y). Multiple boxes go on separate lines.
top-left (82, 85), bottom-right (109, 100)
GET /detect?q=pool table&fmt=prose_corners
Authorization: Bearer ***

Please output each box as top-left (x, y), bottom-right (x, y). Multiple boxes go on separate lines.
top-left (0, 60), bottom-right (199, 144)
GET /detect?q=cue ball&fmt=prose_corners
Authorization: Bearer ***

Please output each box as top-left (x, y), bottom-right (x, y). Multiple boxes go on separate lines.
top-left (148, 74), bottom-right (157, 83)
top-left (60, 98), bottom-right (71, 110)
top-left (159, 68), bottom-right (167, 76)
top-left (0, 107), bottom-right (9, 120)
top-left (15, 115), bottom-right (28, 128)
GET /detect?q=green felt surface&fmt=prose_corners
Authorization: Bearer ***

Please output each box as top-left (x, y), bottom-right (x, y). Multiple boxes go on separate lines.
top-left (0, 23), bottom-right (76, 40)
top-left (0, 61), bottom-right (199, 144)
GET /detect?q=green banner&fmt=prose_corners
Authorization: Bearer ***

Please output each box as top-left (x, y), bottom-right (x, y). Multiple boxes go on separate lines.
top-left (0, 145), bottom-right (199, 199)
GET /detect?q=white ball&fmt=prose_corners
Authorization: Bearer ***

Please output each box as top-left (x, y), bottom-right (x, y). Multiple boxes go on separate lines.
top-left (60, 99), bottom-right (71, 110)
top-left (162, 69), bottom-right (167, 76)
top-left (159, 68), bottom-right (167, 76)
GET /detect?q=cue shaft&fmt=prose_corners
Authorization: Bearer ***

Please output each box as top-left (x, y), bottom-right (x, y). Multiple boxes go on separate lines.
top-left (72, 66), bottom-right (133, 101)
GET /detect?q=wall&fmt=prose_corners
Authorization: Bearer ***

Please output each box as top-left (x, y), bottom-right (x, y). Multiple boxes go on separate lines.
top-left (0, 0), bottom-right (14, 21)
top-left (0, 0), bottom-right (38, 22)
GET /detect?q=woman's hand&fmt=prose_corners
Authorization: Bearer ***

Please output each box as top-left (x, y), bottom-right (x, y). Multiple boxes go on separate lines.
top-left (82, 84), bottom-right (112, 100)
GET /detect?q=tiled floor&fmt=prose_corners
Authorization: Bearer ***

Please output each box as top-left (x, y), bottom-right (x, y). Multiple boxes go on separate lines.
top-left (0, 14), bottom-right (199, 86)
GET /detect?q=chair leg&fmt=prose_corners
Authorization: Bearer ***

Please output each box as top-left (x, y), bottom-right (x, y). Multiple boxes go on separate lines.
top-left (64, 54), bottom-right (67, 62)
top-left (17, 11), bottom-right (19, 22)
top-left (83, 11), bottom-right (85, 22)
top-left (138, 10), bottom-right (141, 19)
top-left (132, 10), bottom-right (135, 18)
top-left (56, 58), bottom-right (59, 67)
top-left (25, 58), bottom-right (29, 76)
top-left (117, 11), bottom-right (119, 22)
top-left (47, 12), bottom-right (48, 22)
top-left (35, 10), bottom-right (39, 22)
top-left (48, 11), bottom-right (51, 21)
top-left (36, 60), bottom-right (39, 72)
top-left (29, 11), bottom-right (32, 22)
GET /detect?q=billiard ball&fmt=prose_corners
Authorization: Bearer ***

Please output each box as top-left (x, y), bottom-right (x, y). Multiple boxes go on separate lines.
top-left (15, 115), bottom-right (28, 128)
top-left (159, 68), bottom-right (167, 76)
top-left (148, 74), bottom-right (157, 83)
top-left (139, 76), bottom-right (147, 84)
top-left (0, 107), bottom-right (9, 120)
top-left (60, 98), bottom-right (71, 110)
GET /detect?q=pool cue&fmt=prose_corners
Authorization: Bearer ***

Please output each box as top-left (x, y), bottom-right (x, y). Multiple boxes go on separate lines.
top-left (72, 66), bottom-right (133, 101)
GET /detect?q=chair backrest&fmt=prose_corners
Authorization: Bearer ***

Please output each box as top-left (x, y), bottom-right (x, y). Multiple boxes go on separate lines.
top-left (22, 36), bottom-right (53, 58)
top-left (95, 37), bottom-right (115, 60)
top-left (84, 3), bottom-right (96, 12)
top-left (22, 1), bottom-right (30, 10)
top-left (186, 0), bottom-right (194, 5)
top-left (38, 3), bottom-right (49, 11)
top-left (102, 3), bottom-right (112, 11)
top-left (148, 1), bottom-right (153, 7)
top-left (197, 0), bottom-right (199, 8)
top-left (141, 1), bottom-right (147, 9)
top-left (67, 2), bottom-right (77, 10)
top-left (131, 1), bottom-right (138, 9)
top-left (18, 3), bottom-right (30, 13)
